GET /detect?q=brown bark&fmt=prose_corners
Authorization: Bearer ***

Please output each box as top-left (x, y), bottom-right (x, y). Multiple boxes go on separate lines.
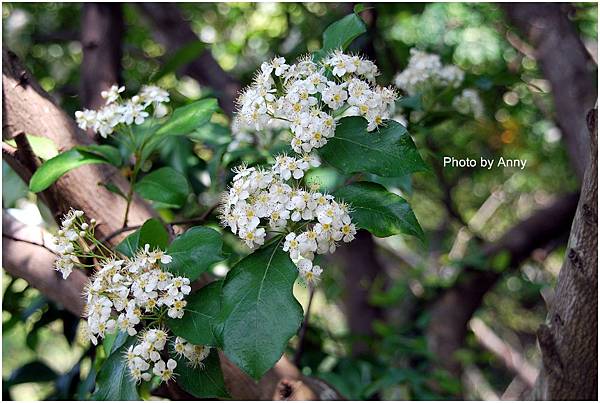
top-left (531, 110), bottom-right (597, 400)
top-left (80, 3), bottom-right (124, 119)
top-left (502, 3), bottom-right (597, 180)
top-left (2, 48), bottom-right (154, 241)
top-left (2, 48), bottom-right (340, 400)
top-left (2, 212), bottom-right (88, 316)
top-left (427, 192), bottom-right (579, 376)
top-left (136, 3), bottom-right (241, 116)
top-left (336, 230), bottom-right (386, 357)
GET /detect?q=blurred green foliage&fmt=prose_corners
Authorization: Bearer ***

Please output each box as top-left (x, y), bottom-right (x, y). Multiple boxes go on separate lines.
top-left (2, 2), bottom-right (596, 400)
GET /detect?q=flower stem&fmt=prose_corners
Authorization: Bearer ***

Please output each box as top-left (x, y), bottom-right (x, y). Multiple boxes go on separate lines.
top-left (123, 151), bottom-right (142, 228)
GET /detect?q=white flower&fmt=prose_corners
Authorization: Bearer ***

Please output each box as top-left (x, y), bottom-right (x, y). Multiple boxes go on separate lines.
top-left (101, 84), bottom-right (125, 104)
top-left (394, 48), bottom-right (464, 95)
top-left (322, 82), bottom-right (348, 110)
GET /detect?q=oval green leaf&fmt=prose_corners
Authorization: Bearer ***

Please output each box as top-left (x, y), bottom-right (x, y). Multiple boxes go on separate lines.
top-left (29, 149), bottom-right (110, 192)
top-left (219, 241), bottom-right (303, 380)
top-left (322, 13), bottom-right (367, 52)
top-left (319, 116), bottom-right (428, 177)
top-left (334, 181), bottom-right (425, 242)
top-left (167, 281), bottom-right (222, 347)
top-left (166, 226), bottom-right (225, 281)
top-left (155, 98), bottom-right (218, 138)
top-left (134, 167), bottom-right (190, 208)
top-left (76, 144), bottom-right (122, 167)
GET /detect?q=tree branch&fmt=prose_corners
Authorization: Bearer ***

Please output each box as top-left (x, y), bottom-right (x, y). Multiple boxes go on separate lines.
top-left (531, 109), bottom-right (597, 400)
top-left (427, 192), bottom-right (579, 376)
top-left (80, 3), bottom-right (124, 133)
top-left (501, 3), bottom-right (597, 180)
top-left (2, 212), bottom-right (88, 316)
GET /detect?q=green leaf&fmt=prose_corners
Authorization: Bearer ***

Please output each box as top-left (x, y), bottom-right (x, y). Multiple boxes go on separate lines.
top-left (76, 144), bottom-right (122, 167)
top-left (167, 281), bottom-right (222, 346)
top-left (154, 40), bottom-right (205, 81)
top-left (166, 226), bottom-right (224, 281)
top-left (134, 167), bottom-right (190, 208)
top-left (29, 149), bottom-right (109, 192)
top-left (219, 241), bottom-right (303, 380)
top-left (319, 116), bottom-right (428, 177)
top-left (334, 181), bottom-right (424, 242)
top-left (156, 98), bottom-right (218, 138)
top-left (116, 218), bottom-right (169, 257)
top-left (173, 348), bottom-right (229, 398)
top-left (92, 336), bottom-right (139, 401)
top-left (321, 13), bottom-right (366, 52)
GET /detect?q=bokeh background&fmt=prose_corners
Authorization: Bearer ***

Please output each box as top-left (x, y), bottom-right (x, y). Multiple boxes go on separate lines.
top-left (2, 2), bottom-right (597, 400)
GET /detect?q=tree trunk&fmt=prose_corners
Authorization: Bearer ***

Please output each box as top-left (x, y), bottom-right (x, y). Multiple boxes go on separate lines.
top-left (531, 110), bottom-right (597, 400)
top-left (502, 3), bottom-right (597, 180)
top-left (427, 193), bottom-right (579, 376)
top-left (337, 230), bottom-right (386, 357)
top-left (80, 3), bottom-right (124, 120)
top-left (136, 3), bottom-right (241, 116)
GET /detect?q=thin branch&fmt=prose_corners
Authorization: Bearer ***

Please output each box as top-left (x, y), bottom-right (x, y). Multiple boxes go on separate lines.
top-left (293, 285), bottom-right (315, 367)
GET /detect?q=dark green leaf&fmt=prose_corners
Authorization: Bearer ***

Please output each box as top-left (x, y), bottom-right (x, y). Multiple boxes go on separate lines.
top-left (321, 13), bottom-right (366, 52)
top-left (173, 348), bottom-right (229, 398)
top-left (29, 149), bottom-right (109, 192)
top-left (219, 242), bottom-right (303, 380)
top-left (116, 218), bottom-right (169, 257)
top-left (155, 98), bottom-right (218, 138)
top-left (167, 281), bottom-right (222, 346)
top-left (334, 181), bottom-right (424, 241)
top-left (134, 167), bottom-right (190, 208)
top-left (75, 144), bottom-right (122, 167)
top-left (92, 336), bottom-right (139, 401)
top-left (166, 226), bottom-right (225, 281)
top-left (319, 116), bottom-right (428, 177)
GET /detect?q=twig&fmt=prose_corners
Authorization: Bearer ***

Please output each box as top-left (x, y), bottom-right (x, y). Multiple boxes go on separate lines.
top-left (101, 202), bottom-right (221, 244)
top-left (294, 285), bottom-right (315, 367)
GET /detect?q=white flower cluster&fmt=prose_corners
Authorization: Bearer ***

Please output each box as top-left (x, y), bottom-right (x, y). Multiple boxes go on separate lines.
top-left (125, 328), bottom-right (177, 383)
top-left (52, 208), bottom-right (94, 279)
top-left (75, 84), bottom-right (170, 138)
top-left (219, 161), bottom-right (356, 284)
top-left (173, 337), bottom-right (211, 368)
top-left (236, 51), bottom-right (397, 153)
top-left (394, 49), bottom-right (464, 96)
top-left (83, 245), bottom-right (191, 345)
top-left (452, 89), bottom-right (485, 119)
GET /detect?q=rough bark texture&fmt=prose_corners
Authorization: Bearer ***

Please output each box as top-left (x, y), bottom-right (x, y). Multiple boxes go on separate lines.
top-left (2, 48), bottom-right (340, 401)
top-left (427, 193), bottom-right (579, 376)
top-left (2, 48), bottom-right (154, 240)
top-left (80, 3), bottom-right (124, 118)
top-left (502, 3), bottom-right (597, 180)
top-left (137, 3), bottom-right (241, 116)
top-left (336, 230), bottom-right (386, 357)
top-left (531, 110), bottom-right (598, 400)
